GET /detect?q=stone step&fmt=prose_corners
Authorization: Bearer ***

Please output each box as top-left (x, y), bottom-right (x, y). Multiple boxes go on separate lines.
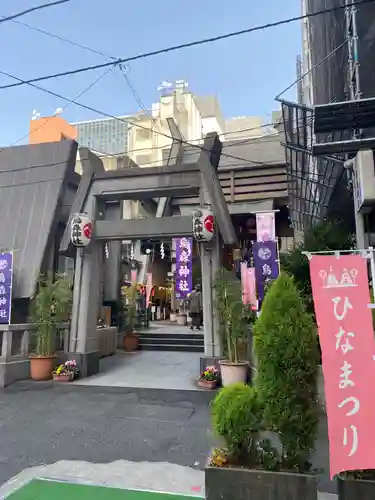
top-left (138, 332), bottom-right (204, 341)
top-left (140, 336), bottom-right (204, 346)
top-left (139, 343), bottom-right (204, 353)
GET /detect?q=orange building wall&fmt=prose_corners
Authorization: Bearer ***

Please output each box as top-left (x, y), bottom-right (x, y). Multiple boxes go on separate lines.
top-left (29, 116), bottom-right (77, 144)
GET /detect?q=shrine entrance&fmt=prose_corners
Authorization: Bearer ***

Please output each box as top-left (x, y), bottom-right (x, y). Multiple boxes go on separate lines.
top-left (60, 133), bottom-right (237, 378)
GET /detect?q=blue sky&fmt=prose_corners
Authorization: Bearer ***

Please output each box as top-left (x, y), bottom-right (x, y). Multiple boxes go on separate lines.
top-left (0, 0), bottom-right (301, 145)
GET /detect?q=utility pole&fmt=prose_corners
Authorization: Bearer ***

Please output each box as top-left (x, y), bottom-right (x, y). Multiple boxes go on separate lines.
top-left (345, 0), bottom-right (366, 249)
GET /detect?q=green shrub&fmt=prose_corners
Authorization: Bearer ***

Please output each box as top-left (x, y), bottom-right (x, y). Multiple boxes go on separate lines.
top-left (281, 218), bottom-right (353, 313)
top-left (253, 272), bottom-right (319, 471)
top-left (211, 383), bottom-right (261, 461)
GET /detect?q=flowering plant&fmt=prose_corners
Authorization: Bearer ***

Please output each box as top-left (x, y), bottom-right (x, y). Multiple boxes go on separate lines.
top-left (53, 360), bottom-right (80, 379)
top-left (200, 366), bottom-right (221, 382)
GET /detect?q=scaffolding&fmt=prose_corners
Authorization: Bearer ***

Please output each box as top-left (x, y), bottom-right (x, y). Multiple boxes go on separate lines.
top-left (279, 0), bottom-right (375, 231)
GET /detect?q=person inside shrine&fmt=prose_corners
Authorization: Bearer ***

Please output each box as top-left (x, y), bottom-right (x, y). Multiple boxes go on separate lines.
top-left (188, 284), bottom-right (202, 331)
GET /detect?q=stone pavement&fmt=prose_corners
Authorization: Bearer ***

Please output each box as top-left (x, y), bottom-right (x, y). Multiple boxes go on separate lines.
top-left (0, 382), bottom-right (214, 489)
top-left (0, 382), bottom-right (335, 498)
top-left (73, 351), bottom-right (201, 390)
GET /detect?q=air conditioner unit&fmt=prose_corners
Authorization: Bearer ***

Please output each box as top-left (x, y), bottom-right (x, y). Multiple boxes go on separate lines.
top-left (353, 149), bottom-right (375, 213)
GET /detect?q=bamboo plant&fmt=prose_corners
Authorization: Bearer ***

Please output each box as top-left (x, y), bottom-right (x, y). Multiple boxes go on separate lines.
top-left (122, 284), bottom-right (138, 332)
top-left (29, 275), bottom-right (72, 357)
top-left (214, 268), bottom-right (252, 363)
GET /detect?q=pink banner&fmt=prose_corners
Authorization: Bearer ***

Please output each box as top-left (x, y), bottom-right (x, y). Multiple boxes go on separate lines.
top-left (146, 272), bottom-right (153, 308)
top-left (241, 263), bottom-right (257, 309)
top-left (309, 254), bottom-right (375, 478)
top-left (256, 212), bottom-right (275, 242)
top-left (241, 262), bottom-right (249, 304)
top-left (247, 268), bottom-right (257, 309)
top-left (131, 270), bottom-right (137, 285)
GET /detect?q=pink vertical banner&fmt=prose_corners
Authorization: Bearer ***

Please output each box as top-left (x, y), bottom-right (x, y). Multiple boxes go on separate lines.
top-left (131, 270), bottom-right (137, 285)
top-left (256, 212), bottom-right (275, 242)
top-left (309, 254), bottom-right (375, 478)
top-left (241, 262), bottom-right (250, 304)
top-left (247, 267), bottom-right (257, 309)
top-left (241, 264), bottom-right (257, 309)
top-left (146, 272), bottom-right (153, 308)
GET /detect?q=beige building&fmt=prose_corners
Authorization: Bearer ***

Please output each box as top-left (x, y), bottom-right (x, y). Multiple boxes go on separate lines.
top-left (127, 87), bottom-right (211, 168)
top-left (127, 85), bottom-right (274, 168)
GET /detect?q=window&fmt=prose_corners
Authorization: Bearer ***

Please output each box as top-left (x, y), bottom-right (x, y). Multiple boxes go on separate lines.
top-left (136, 154), bottom-right (152, 166)
top-left (136, 129), bottom-right (152, 141)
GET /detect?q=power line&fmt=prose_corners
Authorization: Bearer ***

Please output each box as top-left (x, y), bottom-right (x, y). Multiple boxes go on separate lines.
top-left (1, 0), bottom-right (374, 91)
top-left (0, 67), bottom-right (259, 165)
top-left (0, 121), bottom-right (283, 173)
top-left (91, 131), bottom-right (282, 164)
top-left (9, 18), bottom-right (113, 60)
top-left (0, 0), bottom-right (70, 25)
top-left (275, 41), bottom-right (348, 100)
top-left (10, 18), bottom-right (281, 141)
top-left (118, 64), bottom-right (163, 135)
top-left (8, 66), bottom-right (116, 147)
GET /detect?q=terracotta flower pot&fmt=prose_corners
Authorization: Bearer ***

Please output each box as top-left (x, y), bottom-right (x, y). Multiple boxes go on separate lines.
top-left (29, 356), bottom-right (56, 381)
top-left (123, 331), bottom-right (139, 352)
top-left (219, 360), bottom-right (249, 386)
top-left (198, 379), bottom-right (218, 390)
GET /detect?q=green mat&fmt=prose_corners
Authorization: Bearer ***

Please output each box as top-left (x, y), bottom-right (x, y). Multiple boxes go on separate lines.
top-left (6, 479), bottom-right (203, 500)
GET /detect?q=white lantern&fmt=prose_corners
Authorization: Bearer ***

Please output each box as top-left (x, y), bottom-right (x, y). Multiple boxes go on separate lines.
top-left (192, 208), bottom-right (215, 242)
top-left (70, 213), bottom-right (93, 247)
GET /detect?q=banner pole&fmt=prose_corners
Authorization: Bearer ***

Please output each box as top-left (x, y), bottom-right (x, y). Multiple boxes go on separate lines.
top-left (276, 238), bottom-right (281, 273)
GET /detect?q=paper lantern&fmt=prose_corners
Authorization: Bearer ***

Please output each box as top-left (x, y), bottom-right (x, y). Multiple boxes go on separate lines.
top-left (192, 209), bottom-right (215, 242)
top-left (70, 213), bottom-right (93, 247)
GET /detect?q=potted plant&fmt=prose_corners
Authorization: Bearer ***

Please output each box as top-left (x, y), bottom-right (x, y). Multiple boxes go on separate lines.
top-left (53, 360), bottom-right (80, 382)
top-left (29, 275), bottom-right (72, 381)
top-left (198, 365), bottom-right (221, 389)
top-left (214, 268), bottom-right (252, 386)
top-left (205, 273), bottom-right (320, 500)
top-left (122, 284), bottom-right (139, 352)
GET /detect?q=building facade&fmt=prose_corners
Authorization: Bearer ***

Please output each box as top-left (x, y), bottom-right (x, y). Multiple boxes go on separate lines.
top-left (281, 0), bottom-right (375, 231)
top-left (72, 116), bottom-right (130, 155)
top-left (29, 116), bottom-right (77, 145)
top-left (127, 89), bottom-right (210, 168)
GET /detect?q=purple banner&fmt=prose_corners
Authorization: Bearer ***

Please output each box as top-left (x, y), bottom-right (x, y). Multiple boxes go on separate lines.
top-left (175, 238), bottom-right (193, 299)
top-left (252, 241), bottom-right (279, 303)
top-left (0, 252), bottom-right (13, 324)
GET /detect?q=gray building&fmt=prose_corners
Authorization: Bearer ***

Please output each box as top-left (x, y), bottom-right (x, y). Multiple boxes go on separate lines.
top-left (280, 0), bottom-right (375, 231)
top-left (73, 117), bottom-right (130, 155)
top-left (302, 0), bottom-right (375, 107)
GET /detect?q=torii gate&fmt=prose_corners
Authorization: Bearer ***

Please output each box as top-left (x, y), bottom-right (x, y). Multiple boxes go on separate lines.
top-left (60, 133), bottom-right (237, 377)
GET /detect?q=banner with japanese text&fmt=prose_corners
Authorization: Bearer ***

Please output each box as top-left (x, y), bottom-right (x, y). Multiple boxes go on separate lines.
top-left (252, 241), bottom-right (279, 303)
top-left (256, 212), bottom-right (276, 242)
top-left (175, 238), bottom-right (193, 300)
top-left (309, 254), bottom-right (375, 478)
top-left (0, 252), bottom-right (13, 324)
